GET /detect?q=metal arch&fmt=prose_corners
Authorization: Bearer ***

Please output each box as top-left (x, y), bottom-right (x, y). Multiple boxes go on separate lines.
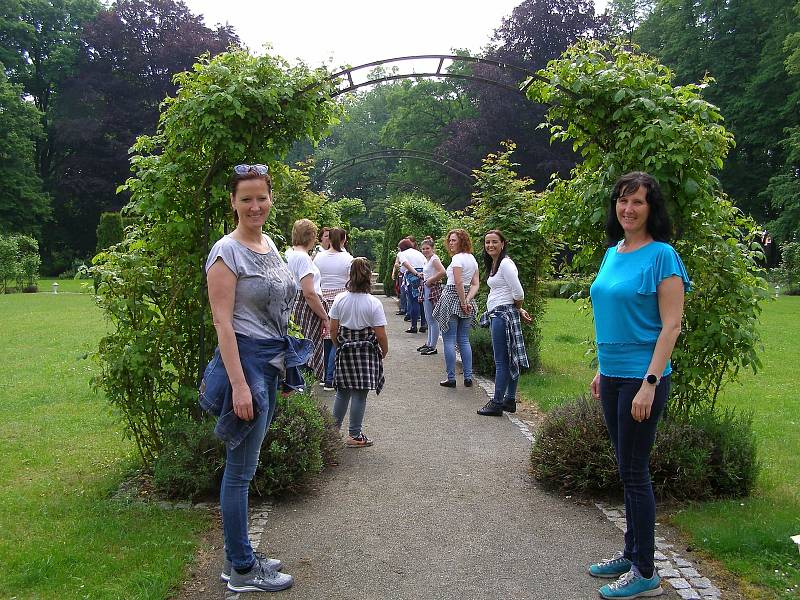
top-left (302, 54), bottom-right (549, 98)
top-left (318, 149), bottom-right (474, 184)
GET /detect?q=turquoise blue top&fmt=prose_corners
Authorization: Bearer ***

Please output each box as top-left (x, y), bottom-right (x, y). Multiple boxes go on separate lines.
top-left (589, 241), bottom-right (690, 378)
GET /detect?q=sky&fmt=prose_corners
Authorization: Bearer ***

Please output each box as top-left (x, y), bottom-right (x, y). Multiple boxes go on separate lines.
top-left (182, 0), bottom-right (609, 70)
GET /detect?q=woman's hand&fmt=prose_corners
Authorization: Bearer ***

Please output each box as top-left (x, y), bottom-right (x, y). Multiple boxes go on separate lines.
top-left (631, 384), bottom-right (656, 422)
top-left (461, 300), bottom-right (472, 314)
top-left (519, 308), bottom-right (532, 323)
top-left (590, 373), bottom-right (601, 400)
top-left (232, 382), bottom-right (254, 421)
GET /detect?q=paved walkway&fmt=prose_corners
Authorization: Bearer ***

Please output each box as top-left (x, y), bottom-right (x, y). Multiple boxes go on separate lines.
top-left (191, 296), bottom-right (684, 599)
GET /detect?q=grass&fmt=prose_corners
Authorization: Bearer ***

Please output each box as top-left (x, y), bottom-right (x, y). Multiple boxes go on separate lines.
top-left (0, 292), bottom-right (208, 599)
top-left (520, 296), bottom-right (800, 599)
top-left (37, 277), bottom-right (94, 294)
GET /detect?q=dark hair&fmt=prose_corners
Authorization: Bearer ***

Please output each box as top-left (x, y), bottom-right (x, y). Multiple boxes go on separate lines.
top-left (605, 171), bottom-right (672, 245)
top-left (398, 238), bottom-right (413, 251)
top-left (319, 226), bottom-right (331, 240)
top-left (482, 230), bottom-right (508, 277)
top-left (446, 228), bottom-right (472, 254)
top-left (407, 235), bottom-right (417, 248)
top-left (329, 227), bottom-right (347, 252)
top-left (346, 257), bottom-right (372, 293)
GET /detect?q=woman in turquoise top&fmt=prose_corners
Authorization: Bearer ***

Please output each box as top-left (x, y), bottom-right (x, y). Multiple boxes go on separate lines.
top-left (587, 172), bottom-right (690, 600)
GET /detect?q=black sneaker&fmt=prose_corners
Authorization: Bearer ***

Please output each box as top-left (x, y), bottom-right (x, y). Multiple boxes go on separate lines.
top-left (502, 399), bottom-right (517, 413)
top-left (477, 402), bottom-right (503, 416)
top-left (419, 326), bottom-right (428, 333)
top-left (464, 379), bottom-right (473, 387)
top-left (421, 348), bottom-right (438, 355)
top-left (405, 327), bottom-right (418, 333)
top-left (416, 344), bottom-right (430, 352)
top-left (439, 379), bottom-right (456, 388)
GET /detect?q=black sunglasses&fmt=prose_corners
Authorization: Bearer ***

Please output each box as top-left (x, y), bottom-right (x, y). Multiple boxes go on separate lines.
top-left (233, 164), bottom-right (268, 175)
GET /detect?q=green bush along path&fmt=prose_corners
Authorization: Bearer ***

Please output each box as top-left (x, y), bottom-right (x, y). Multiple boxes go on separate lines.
top-left (521, 296), bottom-right (800, 598)
top-left (0, 293), bottom-right (207, 599)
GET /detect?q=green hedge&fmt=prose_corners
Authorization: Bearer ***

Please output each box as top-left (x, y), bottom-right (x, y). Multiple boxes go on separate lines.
top-left (531, 395), bottom-right (759, 500)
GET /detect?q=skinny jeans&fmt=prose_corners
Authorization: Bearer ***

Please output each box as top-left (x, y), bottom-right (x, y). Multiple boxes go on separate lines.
top-left (323, 339), bottom-right (336, 385)
top-left (490, 312), bottom-right (518, 405)
top-left (333, 388), bottom-right (369, 436)
top-left (404, 272), bottom-right (421, 329)
top-left (423, 293), bottom-right (440, 349)
top-left (221, 365), bottom-right (278, 571)
top-left (599, 374), bottom-right (670, 579)
top-left (443, 315), bottom-right (473, 382)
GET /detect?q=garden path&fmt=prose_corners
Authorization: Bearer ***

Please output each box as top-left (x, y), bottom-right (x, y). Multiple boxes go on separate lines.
top-left (189, 296), bottom-right (672, 600)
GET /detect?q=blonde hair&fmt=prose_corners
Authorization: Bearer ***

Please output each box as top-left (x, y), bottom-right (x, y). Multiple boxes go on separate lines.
top-left (291, 219), bottom-right (318, 247)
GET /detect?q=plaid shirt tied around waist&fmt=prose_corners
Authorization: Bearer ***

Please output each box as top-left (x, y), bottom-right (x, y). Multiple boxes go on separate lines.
top-left (333, 326), bottom-right (385, 394)
top-left (479, 304), bottom-right (530, 380)
top-left (432, 284), bottom-right (478, 333)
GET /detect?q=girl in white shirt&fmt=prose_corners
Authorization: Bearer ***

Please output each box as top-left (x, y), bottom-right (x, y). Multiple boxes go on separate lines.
top-left (432, 229), bottom-right (480, 387)
top-left (397, 239), bottom-right (426, 333)
top-left (477, 230), bottom-right (532, 416)
top-left (313, 228), bottom-right (354, 388)
top-left (286, 219), bottom-right (329, 383)
top-left (419, 239), bottom-right (446, 354)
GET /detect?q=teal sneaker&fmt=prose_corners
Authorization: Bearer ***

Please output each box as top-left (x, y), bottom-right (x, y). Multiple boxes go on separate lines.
top-left (598, 568), bottom-right (663, 599)
top-left (588, 552), bottom-right (633, 578)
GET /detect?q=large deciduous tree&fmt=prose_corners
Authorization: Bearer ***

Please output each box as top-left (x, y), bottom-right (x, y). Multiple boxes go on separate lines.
top-left (0, 67), bottom-right (50, 237)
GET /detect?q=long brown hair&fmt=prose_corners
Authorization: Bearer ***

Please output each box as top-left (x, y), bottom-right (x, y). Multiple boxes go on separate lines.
top-left (347, 257), bottom-right (373, 293)
top-left (329, 227), bottom-right (347, 252)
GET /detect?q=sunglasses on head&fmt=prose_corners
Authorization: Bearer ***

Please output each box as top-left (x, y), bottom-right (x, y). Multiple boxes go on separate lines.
top-left (233, 164), bottom-right (268, 176)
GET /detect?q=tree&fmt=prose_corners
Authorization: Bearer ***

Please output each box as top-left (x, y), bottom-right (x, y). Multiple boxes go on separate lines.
top-left (605, 0), bottom-right (655, 41)
top-left (0, 67), bottom-right (50, 237)
top-left (46, 0), bottom-right (239, 264)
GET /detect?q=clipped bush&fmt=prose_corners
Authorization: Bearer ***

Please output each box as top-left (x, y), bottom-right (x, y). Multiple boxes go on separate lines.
top-left (531, 396), bottom-right (759, 500)
top-left (153, 416), bottom-right (224, 500)
top-left (469, 325), bottom-right (496, 377)
top-left (251, 389), bottom-right (327, 498)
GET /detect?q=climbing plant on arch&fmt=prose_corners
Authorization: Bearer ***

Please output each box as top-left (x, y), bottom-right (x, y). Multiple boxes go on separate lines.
top-left (528, 41), bottom-right (769, 414)
top-left (91, 50), bottom-right (341, 462)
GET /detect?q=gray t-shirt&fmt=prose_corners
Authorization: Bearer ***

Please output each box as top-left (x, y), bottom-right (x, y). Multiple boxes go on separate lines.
top-left (205, 234), bottom-right (297, 339)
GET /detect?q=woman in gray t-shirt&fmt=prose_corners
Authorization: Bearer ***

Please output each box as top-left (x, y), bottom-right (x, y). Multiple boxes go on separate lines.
top-left (205, 164), bottom-right (295, 593)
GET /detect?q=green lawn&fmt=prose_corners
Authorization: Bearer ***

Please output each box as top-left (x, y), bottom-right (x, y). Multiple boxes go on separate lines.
top-left (0, 293), bottom-right (208, 599)
top-left (521, 296), bottom-right (800, 599)
top-left (37, 277), bottom-right (94, 294)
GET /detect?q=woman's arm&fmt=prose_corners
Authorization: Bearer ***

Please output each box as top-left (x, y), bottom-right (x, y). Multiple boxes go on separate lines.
top-left (207, 260), bottom-right (254, 421)
top-left (402, 260), bottom-right (417, 273)
top-left (425, 258), bottom-right (447, 286)
top-left (329, 318), bottom-right (339, 349)
top-left (466, 270), bottom-right (480, 304)
top-left (630, 275), bottom-right (685, 422)
top-left (300, 274), bottom-right (328, 323)
top-left (453, 265), bottom-right (467, 309)
top-left (373, 325), bottom-right (389, 358)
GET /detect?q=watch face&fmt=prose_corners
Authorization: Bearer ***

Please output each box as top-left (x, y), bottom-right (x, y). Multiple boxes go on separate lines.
top-left (646, 374), bottom-right (658, 385)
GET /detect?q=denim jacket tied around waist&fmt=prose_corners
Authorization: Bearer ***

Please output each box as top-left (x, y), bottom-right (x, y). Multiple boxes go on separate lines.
top-left (198, 333), bottom-right (312, 449)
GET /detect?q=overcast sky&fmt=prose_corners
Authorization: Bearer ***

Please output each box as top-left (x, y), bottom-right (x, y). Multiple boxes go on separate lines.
top-left (182, 0), bottom-right (609, 69)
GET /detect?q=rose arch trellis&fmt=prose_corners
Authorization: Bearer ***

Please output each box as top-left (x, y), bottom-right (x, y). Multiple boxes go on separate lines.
top-left (93, 43), bottom-right (765, 462)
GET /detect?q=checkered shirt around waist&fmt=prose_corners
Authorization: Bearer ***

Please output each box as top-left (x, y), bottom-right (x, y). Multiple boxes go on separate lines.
top-left (479, 303), bottom-right (530, 380)
top-left (333, 326), bottom-right (385, 394)
top-left (432, 284), bottom-right (478, 334)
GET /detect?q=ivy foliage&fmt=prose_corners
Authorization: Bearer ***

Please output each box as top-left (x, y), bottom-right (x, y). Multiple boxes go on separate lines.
top-left (0, 232), bottom-right (40, 292)
top-left (377, 194), bottom-right (451, 294)
top-left (91, 50), bottom-right (341, 463)
top-left (528, 41), bottom-right (769, 413)
top-left (458, 142), bottom-right (551, 369)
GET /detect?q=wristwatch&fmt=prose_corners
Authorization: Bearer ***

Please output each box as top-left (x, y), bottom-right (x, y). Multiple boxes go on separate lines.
top-left (644, 373), bottom-right (659, 386)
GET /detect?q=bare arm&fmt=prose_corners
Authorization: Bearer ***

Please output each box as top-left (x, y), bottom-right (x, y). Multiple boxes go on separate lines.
top-left (425, 258), bottom-right (446, 286)
top-left (631, 276), bottom-right (685, 422)
top-left (466, 269), bottom-right (480, 304)
top-left (329, 318), bottom-right (339, 348)
top-left (300, 274), bottom-right (328, 322)
top-left (207, 260), bottom-right (254, 421)
top-left (453, 265), bottom-right (467, 307)
top-left (373, 325), bottom-right (389, 358)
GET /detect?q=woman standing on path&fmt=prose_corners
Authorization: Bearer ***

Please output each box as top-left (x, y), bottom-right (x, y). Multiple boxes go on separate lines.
top-left (433, 229), bottom-right (480, 388)
top-left (314, 227), bottom-right (353, 390)
top-left (397, 238), bottom-right (426, 333)
top-left (204, 164), bottom-right (296, 593)
top-left (329, 258), bottom-right (388, 447)
top-left (476, 230), bottom-right (532, 416)
top-left (418, 238), bottom-right (446, 355)
top-left (587, 172), bottom-right (690, 600)
top-left (286, 219), bottom-right (329, 383)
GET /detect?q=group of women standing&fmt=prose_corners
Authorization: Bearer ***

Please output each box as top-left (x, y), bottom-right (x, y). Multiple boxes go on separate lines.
top-left (202, 162), bottom-right (689, 600)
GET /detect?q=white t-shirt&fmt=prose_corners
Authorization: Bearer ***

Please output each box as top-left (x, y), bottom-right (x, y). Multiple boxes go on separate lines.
top-left (285, 248), bottom-right (322, 295)
top-left (329, 291), bottom-right (388, 330)
top-left (313, 249), bottom-right (354, 290)
top-left (487, 256), bottom-right (525, 312)
top-left (398, 248), bottom-right (425, 271)
top-left (423, 253), bottom-right (443, 279)
top-left (446, 252), bottom-right (479, 286)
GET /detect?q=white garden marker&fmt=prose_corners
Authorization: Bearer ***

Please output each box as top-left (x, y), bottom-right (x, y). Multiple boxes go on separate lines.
top-left (792, 534), bottom-right (800, 554)
top-left (52, 282), bottom-right (59, 294)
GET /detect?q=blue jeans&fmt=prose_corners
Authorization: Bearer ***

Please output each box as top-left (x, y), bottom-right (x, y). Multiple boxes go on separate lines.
top-left (405, 284), bottom-right (420, 328)
top-left (443, 315), bottom-right (473, 381)
top-left (323, 339), bottom-right (336, 385)
top-left (599, 374), bottom-right (670, 579)
top-left (221, 366), bottom-right (278, 571)
top-left (490, 314), bottom-right (518, 405)
top-left (398, 276), bottom-right (407, 311)
top-left (423, 296), bottom-right (440, 349)
top-left (333, 388), bottom-right (369, 436)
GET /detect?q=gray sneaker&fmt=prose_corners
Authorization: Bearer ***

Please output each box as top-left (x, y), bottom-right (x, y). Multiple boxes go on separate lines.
top-left (227, 559), bottom-right (293, 593)
top-left (220, 552), bottom-right (283, 582)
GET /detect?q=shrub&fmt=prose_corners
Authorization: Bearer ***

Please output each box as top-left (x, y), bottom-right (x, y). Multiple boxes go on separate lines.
top-left (469, 325), bottom-right (496, 377)
top-left (775, 240), bottom-right (800, 292)
top-left (153, 416), bottom-right (224, 500)
top-left (96, 212), bottom-right (125, 252)
top-left (531, 395), bottom-right (759, 500)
